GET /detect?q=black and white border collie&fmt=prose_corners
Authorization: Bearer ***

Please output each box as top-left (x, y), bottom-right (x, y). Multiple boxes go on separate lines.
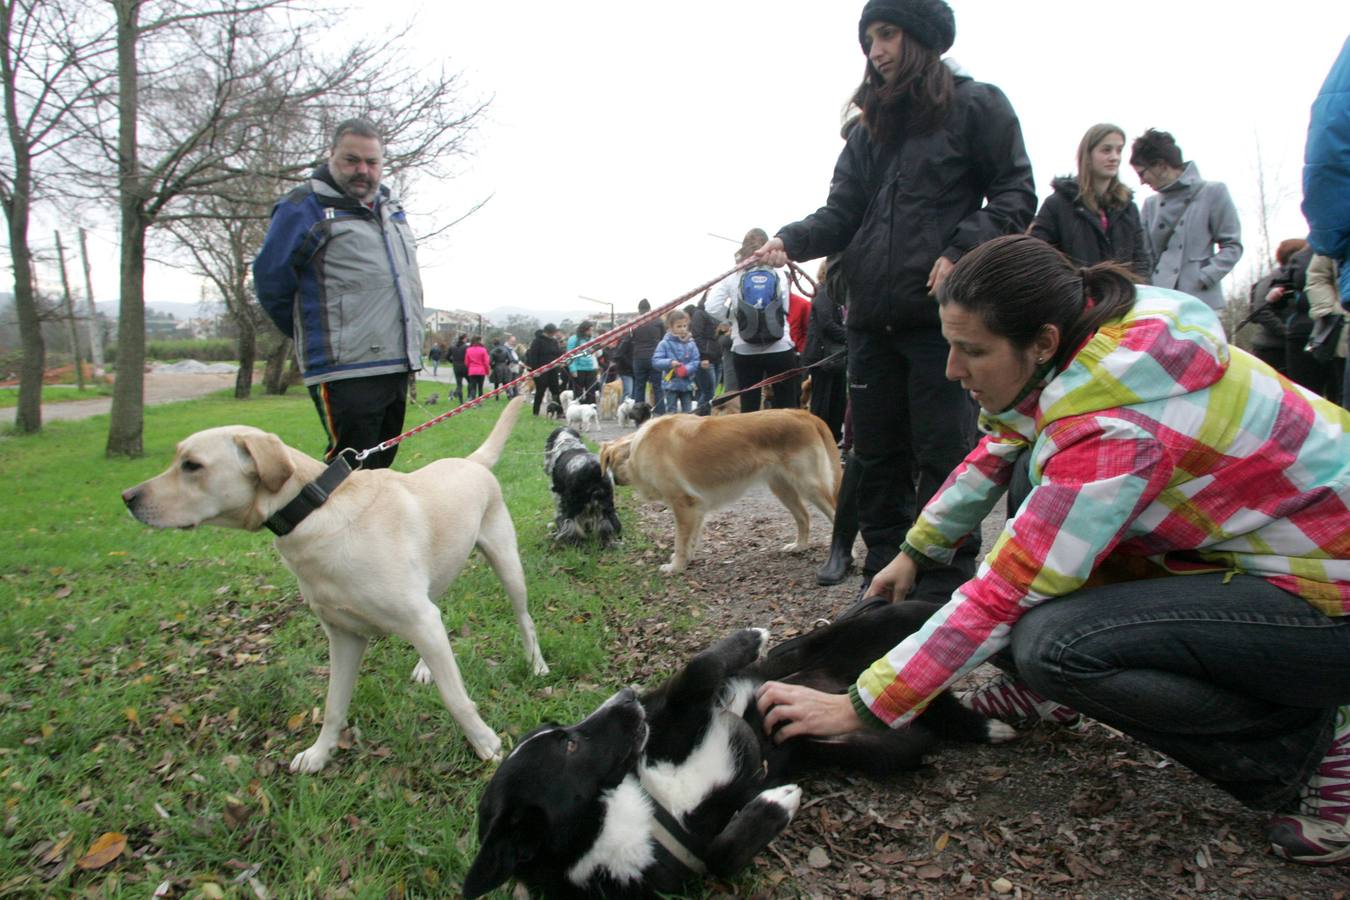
top-left (464, 600), bottom-right (1013, 899)
top-left (545, 427), bottom-right (622, 546)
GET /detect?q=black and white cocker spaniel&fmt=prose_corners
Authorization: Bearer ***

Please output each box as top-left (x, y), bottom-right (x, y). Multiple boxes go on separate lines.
top-left (544, 427), bottom-right (622, 546)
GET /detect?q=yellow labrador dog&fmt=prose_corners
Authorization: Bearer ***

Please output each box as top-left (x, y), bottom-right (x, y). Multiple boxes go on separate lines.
top-left (122, 397), bottom-right (547, 771)
top-left (600, 409), bottom-right (840, 574)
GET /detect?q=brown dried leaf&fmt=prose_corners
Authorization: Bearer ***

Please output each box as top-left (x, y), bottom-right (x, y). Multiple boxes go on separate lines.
top-left (76, 832), bottom-right (126, 870)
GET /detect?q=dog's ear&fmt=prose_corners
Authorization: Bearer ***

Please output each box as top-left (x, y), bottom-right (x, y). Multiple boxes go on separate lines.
top-left (235, 431), bottom-right (295, 493)
top-left (598, 441), bottom-right (616, 478)
top-left (463, 810), bottom-right (543, 898)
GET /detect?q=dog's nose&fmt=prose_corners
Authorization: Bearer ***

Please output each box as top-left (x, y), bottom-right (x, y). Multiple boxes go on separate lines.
top-left (121, 487), bottom-right (140, 508)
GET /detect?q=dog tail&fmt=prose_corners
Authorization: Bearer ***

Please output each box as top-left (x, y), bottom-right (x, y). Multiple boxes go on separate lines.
top-left (468, 396), bottom-right (527, 469)
top-left (811, 412), bottom-right (843, 499)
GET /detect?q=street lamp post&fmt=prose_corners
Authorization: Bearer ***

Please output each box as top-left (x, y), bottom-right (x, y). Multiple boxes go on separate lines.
top-left (578, 295), bottom-right (615, 332)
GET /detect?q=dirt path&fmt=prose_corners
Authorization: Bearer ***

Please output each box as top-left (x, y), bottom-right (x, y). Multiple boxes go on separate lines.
top-left (4, 371), bottom-right (238, 425)
top-left (584, 414), bottom-right (1345, 899)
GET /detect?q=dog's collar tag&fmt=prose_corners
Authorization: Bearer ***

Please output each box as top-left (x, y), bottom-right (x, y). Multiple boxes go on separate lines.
top-left (264, 454), bottom-right (354, 536)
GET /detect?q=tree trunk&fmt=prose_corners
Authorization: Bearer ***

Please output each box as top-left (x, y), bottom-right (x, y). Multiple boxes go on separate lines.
top-left (106, 0), bottom-right (144, 457)
top-left (262, 337), bottom-right (293, 394)
top-left (234, 315), bottom-right (256, 399)
top-left (2, 0), bottom-right (42, 433)
top-left (7, 209), bottom-right (43, 433)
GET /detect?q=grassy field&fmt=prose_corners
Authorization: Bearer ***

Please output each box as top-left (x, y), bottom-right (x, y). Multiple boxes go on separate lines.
top-left (0, 383), bottom-right (115, 409)
top-left (0, 384), bottom-right (690, 898)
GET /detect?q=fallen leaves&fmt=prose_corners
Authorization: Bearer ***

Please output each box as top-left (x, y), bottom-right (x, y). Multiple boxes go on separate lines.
top-left (76, 832), bottom-right (126, 870)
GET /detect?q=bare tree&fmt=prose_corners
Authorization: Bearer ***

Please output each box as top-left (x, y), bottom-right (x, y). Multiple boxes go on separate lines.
top-left (76, 0), bottom-right (487, 455)
top-left (0, 0), bottom-right (113, 432)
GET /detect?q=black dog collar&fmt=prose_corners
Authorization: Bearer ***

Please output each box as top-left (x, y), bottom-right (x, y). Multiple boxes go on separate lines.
top-left (263, 455), bottom-right (354, 536)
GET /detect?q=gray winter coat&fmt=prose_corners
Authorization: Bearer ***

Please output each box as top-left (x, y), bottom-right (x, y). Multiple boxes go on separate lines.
top-left (1140, 162), bottom-right (1243, 310)
top-left (254, 165), bottom-right (424, 386)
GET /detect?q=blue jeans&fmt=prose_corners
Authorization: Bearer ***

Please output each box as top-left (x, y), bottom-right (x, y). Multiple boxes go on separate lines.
top-left (667, 389), bottom-right (693, 413)
top-left (1003, 573), bottom-right (1350, 810)
top-left (632, 358), bottom-right (665, 414)
top-left (695, 362), bottom-right (720, 409)
top-left (620, 374), bottom-right (634, 400)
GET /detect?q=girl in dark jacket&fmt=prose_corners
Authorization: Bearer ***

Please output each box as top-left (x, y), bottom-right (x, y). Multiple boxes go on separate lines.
top-left (1030, 123), bottom-right (1151, 278)
top-left (754, 0), bottom-right (1036, 588)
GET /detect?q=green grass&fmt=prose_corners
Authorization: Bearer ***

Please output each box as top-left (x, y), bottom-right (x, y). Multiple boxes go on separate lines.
top-left (0, 381), bottom-right (687, 898)
top-left (0, 383), bottom-right (115, 409)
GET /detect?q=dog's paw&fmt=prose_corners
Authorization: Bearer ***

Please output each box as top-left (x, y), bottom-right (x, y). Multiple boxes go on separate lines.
top-left (530, 655), bottom-right (550, 677)
top-left (290, 743), bottom-right (334, 774)
top-left (759, 784), bottom-right (803, 820)
top-left (469, 731), bottom-right (504, 762)
top-left (659, 562), bottom-right (678, 575)
top-left (780, 542), bottom-right (803, 553)
top-left (410, 658), bottom-right (433, 685)
top-left (986, 719), bottom-right (1018, 744)
top-left (750, 627), bottom-right (771, 658)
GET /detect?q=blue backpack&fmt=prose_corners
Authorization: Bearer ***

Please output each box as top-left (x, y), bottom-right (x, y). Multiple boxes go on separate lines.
top-left (735, 267), bottom-right (785, 344)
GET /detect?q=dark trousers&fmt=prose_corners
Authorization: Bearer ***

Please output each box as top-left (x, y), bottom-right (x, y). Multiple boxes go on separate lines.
top-left (467, 374), bottom-right (485, 400)
top-left (571, 369), bottom-right (598, 402)
top-left (532, 368), bottom-right (563, 415)
top-left (809, 367), bottom-right (847, 442)
top-left (453, 369), bottom-right (468, 403)
top-left (847, 327), bottom-right (979, 576)
top-left (694, 362), bottom-right (721, 410)
top-left (1007, 574), bottom-right (1349, 809)
top-left (632, 357), bottom-right (664, 413)
top-left (732, 349), bottom-right (799, 413)
top-left (308, 371), bottom-right (409, 469)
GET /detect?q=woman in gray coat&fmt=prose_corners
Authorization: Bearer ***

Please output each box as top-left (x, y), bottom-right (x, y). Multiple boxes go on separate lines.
top-left (1130, 128), bottom-right (1243, 311)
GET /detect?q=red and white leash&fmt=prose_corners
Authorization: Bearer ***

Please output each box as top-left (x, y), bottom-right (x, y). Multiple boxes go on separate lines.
top-left (354, 258), bottom-right (816, 463)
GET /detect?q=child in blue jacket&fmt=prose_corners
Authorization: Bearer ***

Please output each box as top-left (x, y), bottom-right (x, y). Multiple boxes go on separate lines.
top-left (652, 310), bottom-right (701, 414)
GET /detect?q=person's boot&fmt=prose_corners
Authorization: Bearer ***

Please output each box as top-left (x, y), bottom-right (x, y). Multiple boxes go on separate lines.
top-left (817, 450), bottom-right (861, 586)
top-left (1268, 705), bottom-right (1350, 865)
top-left (816, 535), bottom-right (854, 586)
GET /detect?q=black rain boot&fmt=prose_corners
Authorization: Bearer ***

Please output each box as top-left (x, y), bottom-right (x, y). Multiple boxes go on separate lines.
top-left (816, 449), bottom-right (861, 586)
top-left (816, 535), bottom-right (854, 586)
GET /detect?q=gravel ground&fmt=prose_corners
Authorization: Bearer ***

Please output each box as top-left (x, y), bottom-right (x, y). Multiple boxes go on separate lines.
top-left (586, 415), bottom-right (1346, 899)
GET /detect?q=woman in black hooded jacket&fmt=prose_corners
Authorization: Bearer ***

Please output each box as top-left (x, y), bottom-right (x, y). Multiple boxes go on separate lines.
top-left (1030, 123), bottom-right (1151, 278)
top-left (754, 0), bottom-right (1036, 591)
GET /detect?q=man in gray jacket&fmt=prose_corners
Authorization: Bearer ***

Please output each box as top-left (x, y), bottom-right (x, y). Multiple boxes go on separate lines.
top-left (1131, 128), bottom-right (1243, 312)
top-left (254, 118), bottom-right (424, 468)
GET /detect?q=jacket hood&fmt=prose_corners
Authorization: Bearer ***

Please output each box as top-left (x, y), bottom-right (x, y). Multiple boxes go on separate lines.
top-left (1049, 176), bottom-right (1080, 198)
top-left (984, 287), bottom-right (1230, 443)
top-left (1160, 160), bottom-right (1203, 194)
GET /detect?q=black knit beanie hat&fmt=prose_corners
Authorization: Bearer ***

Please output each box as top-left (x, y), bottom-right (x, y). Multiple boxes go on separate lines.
top-left (858, 0), bottom-right (955, 54)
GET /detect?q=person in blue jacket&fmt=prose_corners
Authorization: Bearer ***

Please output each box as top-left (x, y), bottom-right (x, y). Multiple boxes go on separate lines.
top-left (652, 310), bottom-right (701, 414)
top-left (253, 118), bottom-right (423, 469)
top-left (1303, 35), bottom-right (1350, 409)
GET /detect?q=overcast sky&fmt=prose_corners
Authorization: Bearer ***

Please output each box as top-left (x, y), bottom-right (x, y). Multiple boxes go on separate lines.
top-left (57, 1), bottom-right (1349, 320)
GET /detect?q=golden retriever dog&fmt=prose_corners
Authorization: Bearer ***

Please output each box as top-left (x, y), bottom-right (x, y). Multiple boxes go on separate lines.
top-left (599, 378), bottom-right (624, 420)
top-left (122, 397), bottom-right (547, 771)
top-left (600, 409), bottom-right (840, 574)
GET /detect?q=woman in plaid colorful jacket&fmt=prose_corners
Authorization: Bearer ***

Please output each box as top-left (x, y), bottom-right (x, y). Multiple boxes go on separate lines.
top-left (758, 235), bottom-right (1350, 865)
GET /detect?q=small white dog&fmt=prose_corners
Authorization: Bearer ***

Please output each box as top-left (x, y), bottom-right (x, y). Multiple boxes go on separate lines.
top-left (616, 397), bottom-right (652, 428)
top-left (566, 402), bottom-right (599, 433)
top-left (616, 397), bottom-right (637, 426)
top-left (559, 389), bottom-right (575, 414)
